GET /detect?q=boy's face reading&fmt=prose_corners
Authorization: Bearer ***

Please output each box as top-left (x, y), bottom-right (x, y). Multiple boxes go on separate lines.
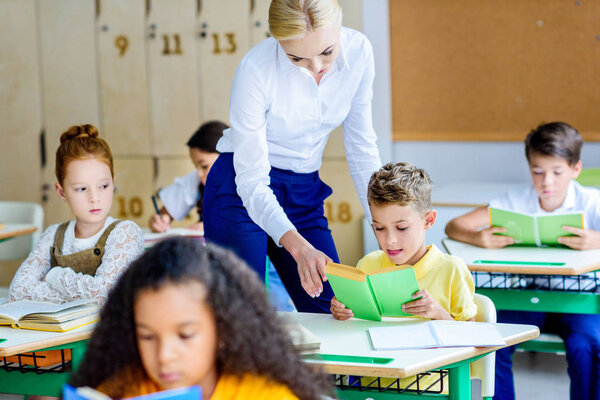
top-left (370, 203), bottom-right (436, 266)
top-left (190, 148), bottom-right (219, 186)
top-left (528, 152), bottom-right (582, 212)
top-left (135, 282), bottom-right (218, 393)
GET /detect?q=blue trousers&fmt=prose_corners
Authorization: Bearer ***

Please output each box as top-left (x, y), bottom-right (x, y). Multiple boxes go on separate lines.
top-left (203, 153), bottom-right (338, 313)
top-left (494, 310), bottom-right (600, 400)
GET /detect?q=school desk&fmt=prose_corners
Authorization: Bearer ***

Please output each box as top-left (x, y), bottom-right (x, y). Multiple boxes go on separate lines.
top-left (443, 238), bottom-right (600, 315)
top-left (142, 227), bottom-right (204, 248)
top-left (0, 223), bottom-right (37, 243)
top-left (286, 312), bottom-right (539, 400)
top-left (0, 323), bottom-right (94, 396)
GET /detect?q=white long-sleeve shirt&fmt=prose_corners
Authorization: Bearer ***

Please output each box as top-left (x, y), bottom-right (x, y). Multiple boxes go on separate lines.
top-left (217, 27), bottom-right (381, 244)
top-left (9, 217), bottom-right (144, 304)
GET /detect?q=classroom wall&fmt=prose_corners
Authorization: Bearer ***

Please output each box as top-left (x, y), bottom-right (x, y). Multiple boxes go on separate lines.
top-left (364, 0), bottom-right (600, 187)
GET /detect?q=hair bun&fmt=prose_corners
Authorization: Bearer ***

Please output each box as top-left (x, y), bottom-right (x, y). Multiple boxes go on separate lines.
top-left (59, 124), bottom-right (99, 143)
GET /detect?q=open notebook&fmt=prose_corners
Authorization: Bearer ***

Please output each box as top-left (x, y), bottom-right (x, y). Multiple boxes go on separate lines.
top-left (368, 320), bottom-right (505, 350)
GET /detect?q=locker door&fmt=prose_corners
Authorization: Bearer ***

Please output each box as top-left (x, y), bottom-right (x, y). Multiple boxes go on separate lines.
top-left (155, 157), bottom-right (200, 227)
top-left (340, 0), bottom-right (362, 31)
top-left (97, 0), bottom-right (151, 157)
top-left (112, 158), bottom-right (154, 229)
top-left (147, 0), bottom-right (201, 157)
top-left (319, 160), bottom-right (364, 266)
top-left (250, 0), bottom-right (271, 47)
top-left (0, 0), bottom-right (43, 202)
top-left (197, 0), bottom-right (251, 123)
top-left (37, 0), bottom-right (100, 226)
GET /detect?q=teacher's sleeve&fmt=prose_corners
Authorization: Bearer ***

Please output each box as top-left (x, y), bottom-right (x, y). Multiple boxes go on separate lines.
top-left (229, 61), bottom-right (296, 246)
top-left (342, 40), bottom-right (382, 221)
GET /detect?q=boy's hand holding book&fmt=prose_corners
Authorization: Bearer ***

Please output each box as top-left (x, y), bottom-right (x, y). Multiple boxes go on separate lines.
top-left (473, 226), bottom-right (514, 249)
top-left (330, 296), bottom-right (354, 320)
top-left (401, 289), bottom-right (453, 321)
top-left (558, 225), bottom-right (600, 250)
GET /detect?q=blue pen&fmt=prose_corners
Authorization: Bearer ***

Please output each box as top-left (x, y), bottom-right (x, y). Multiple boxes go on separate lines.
top-left (151, 195), bottom-right (161, 215)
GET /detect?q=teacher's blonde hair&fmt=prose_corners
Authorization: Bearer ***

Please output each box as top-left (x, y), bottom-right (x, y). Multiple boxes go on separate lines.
top-left (269, 0), bottom-right (342, 40)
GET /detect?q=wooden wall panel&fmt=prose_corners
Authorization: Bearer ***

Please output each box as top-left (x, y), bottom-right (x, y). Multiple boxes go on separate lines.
top-left (250, 0), bottom-right (271, 47)
top-left (0, 0), bottom-right (42, 202)
top-left (38, 0), bottom-right (100, 225)
top-left (320, 160), bottom-right (364, 266)
top-left (340, 0), bottom-right (362, 31)
top-left (111, 158), bottom-right (154, 228)
top-left (390, 0), bottom-right (600, 141)
top-left (197, 0), bottom-right (251, 123)
top-left (97, 0), bottom-right (151, 156)
top-left (147, 0), bottom-right (201, 156)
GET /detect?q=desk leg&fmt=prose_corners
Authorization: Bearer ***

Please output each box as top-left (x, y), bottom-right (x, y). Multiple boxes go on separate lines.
top-left (70, 340), bottom-right (87, 371)
top-left (448, 362), bottom-right (471, 400)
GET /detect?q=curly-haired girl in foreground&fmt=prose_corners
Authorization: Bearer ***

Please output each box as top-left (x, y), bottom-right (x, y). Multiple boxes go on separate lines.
top-left (70, 237), bottom-right (332, 399)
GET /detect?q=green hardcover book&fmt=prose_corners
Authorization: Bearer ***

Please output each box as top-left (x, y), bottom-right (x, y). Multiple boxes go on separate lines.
top-left (325, 262), bottom-right (420, 321)
top-left (489, 207), bottom-right (583, 247)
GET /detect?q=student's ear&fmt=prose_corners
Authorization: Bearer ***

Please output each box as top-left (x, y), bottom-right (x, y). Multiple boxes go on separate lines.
top-left (571, 160), bottom-right (583, 179)
top-left (55, 183), bottom-right (66, 201)
top-left (424, 209), bottom-right (437, 230)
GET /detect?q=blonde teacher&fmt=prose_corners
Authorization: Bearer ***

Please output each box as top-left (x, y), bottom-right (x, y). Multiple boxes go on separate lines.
top-left (203, 0), bottom-right (381, 313)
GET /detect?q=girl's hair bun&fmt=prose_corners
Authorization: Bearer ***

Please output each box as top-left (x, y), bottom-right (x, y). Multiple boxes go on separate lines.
top-left (59, 124), bottom-right (99, 143)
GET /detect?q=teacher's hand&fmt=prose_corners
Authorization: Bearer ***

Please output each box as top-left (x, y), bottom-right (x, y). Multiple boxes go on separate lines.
top-left (280, 230), bottom-right (331, 298)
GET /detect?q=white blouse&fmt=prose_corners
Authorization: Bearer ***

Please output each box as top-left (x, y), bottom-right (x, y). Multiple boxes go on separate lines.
top-left (159, 171), bottom-right (200, 221)
top-left (217, 27), bottom-right (381, 244)
top-left (9, 217), bottom-right (144, 304)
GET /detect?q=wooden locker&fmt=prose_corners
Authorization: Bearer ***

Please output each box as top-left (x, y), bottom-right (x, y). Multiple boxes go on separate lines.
top-left (111, 158), bottom-right (154, 229)
top-left (0, 0), bottom-right (43, 202)
top-left (197, 0), bottom-right (251, 123)
top-left (97, 0), bottom-right (151, 157)
top-left (323, 126), bottom-right (345, 159)
top-left (250, 0), bottom-right (271, 47)
top-left (319, 160), bottom-right (364, 266)
top-left (155, 157), bottom-right (200, 227)
top-left (340, 0), bottom-right (362, 31)
top-left (323, 0), bottom-right (362, 159)
top-left (37, 0), bottom-right (100, 226)
top-left (147, 0), bottom-right (201, 156)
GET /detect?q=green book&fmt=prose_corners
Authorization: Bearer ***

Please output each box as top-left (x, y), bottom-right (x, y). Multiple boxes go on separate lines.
top-left (325, 262), bottom-right (420, 321)
top-left (488, 207), bottom-right (584, 246)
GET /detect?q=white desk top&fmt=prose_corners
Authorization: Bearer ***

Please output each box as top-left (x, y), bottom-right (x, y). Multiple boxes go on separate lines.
top-left (0, 223), bottom-right (37, 241)
top-left (0, 323), bottom-right (95, 357)
top-left (286, 312), bottom-right (538, 378)
top-left (443, 238), bottom-right (600, 275)
top-left (142, 228), bottom-right (204, 247)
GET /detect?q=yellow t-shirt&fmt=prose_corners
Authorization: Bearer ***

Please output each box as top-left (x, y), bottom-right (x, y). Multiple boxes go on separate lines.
top-left (97, 372), bottom-right (299, 400)
top-left (357, 244), bottom-right (477, 321)
top-left (356, 244), bottom-right (477, 394)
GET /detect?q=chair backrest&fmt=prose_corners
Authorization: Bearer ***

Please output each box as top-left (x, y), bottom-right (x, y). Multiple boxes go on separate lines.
top-left (471, 293), bottom-right (497, 398)
top-left (0, 201), bottom-right (44, 260)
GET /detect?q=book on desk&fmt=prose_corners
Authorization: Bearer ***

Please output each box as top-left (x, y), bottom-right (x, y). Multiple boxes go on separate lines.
top-left (0, 299), bottom-right (99, 332)
top-left (368, 320), bottom-right (505, 351)
top-left (325, 262), bottom-right (420, 321)
top-left (64, 384), bottom-right (201, 400)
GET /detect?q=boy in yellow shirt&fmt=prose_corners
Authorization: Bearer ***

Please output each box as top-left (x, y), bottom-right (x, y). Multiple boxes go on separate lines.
top-left (331, 161), bottom-right (477, 322)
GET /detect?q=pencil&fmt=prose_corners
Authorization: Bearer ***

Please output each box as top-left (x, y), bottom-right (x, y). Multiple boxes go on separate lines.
top-left (151, 195), bottom-right (161, 215)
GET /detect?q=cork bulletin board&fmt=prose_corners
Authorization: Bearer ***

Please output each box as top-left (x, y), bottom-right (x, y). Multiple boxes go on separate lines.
top-left (389, 1), bottom-right (600, 141)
